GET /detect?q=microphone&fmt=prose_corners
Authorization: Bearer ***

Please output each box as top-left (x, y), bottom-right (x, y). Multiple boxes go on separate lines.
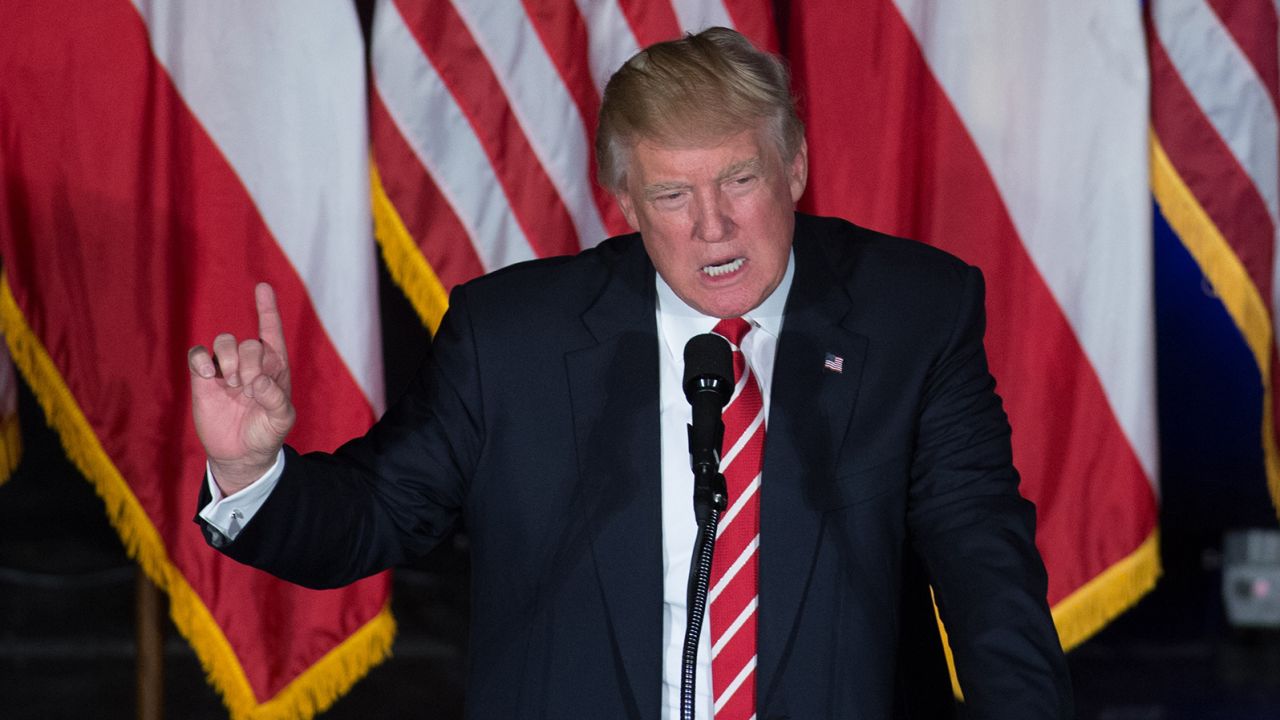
top-left (679, 333), bottom-right (733, 720)
top-left (683, 333), bottom-right (733, 482)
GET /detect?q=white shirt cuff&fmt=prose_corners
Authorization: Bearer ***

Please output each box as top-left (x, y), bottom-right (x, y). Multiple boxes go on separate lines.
top-left (197, 449), bottom-right (285, 542)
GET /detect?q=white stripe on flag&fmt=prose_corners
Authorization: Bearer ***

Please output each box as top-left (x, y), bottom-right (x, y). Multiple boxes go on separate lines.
top-left (893, 0), bottom-right (1156, 481)
top-left (134, 0), bottom-right (384, 414)
top-left (1153, 0), bottom-right (1279, 228)
top-left (670, 0), bottom-right (735, 33)
top-left (372, 0), bottom-right (536, 273)
top-left (450, 0), bottom-right (611, 247)
top-left (573, 0), bottom-right (643, 93)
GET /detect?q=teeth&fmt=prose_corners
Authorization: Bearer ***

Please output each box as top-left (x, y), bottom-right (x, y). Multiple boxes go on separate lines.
top-left (703, 258), bottom-right (744, 277)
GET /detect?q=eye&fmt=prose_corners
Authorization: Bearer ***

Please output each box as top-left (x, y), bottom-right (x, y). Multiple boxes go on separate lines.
top-left (651, 190), bottom-right (687, 209)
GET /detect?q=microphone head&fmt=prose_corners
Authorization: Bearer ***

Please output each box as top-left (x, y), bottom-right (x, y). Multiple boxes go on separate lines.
top-left (683, 333), bottom-right (733, 406)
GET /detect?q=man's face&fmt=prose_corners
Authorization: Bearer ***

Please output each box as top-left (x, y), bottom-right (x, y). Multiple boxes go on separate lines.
top-left (614, 128), bottom-right (808, 319)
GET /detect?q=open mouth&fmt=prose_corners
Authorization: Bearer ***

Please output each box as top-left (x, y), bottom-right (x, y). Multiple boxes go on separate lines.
top-left (702, 257), bottom-right (745, 277)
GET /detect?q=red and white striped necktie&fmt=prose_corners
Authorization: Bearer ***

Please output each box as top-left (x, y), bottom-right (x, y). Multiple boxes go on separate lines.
top-left (709, 317), bottom-right (763, 719)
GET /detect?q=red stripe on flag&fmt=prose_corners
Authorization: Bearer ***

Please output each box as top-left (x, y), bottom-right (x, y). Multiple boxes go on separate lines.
top-left (618, 0), bottom-right (683, 46)
top-left (392, 0), bottom-right (581, 258)
top-left (0, 0), bottom-right (386, 705)
top-left (520, 0), bottom-right (631, 237)
top-left (1205, 0), bottom-right (1280, 115)
top-left (787, 0), bottom-right (1156, 607)
top-left (371, 90), bottom-right (487, 290)
top-left (722, 0), bottom-right (779, 52)
top-left (1149, 32), bottom-right (1277, 303)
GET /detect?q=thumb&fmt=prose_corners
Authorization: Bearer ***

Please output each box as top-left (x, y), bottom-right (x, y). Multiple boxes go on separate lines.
top-left (250, 374), bottom-right (296, 433)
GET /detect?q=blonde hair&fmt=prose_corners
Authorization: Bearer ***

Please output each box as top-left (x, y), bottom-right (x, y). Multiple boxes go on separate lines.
top-left (595, 26), bottom-right (804, 192)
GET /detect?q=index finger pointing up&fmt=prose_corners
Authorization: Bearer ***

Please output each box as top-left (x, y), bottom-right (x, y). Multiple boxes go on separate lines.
top-left (255, 282), bottom-right (288, 361)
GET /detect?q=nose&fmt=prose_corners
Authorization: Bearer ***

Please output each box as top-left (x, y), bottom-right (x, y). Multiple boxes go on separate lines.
top-left (692, 187), bottom-right (734, 243)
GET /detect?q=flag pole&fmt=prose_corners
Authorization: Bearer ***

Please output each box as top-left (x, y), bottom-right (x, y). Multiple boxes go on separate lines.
top-left (136, 567), bottom-right (164, 720)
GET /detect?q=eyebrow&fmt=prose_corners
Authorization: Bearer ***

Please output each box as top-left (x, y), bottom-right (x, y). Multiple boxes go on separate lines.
top-left (716, 157), bottom-right (762, 181)
top-left (642, 181), bottom-right (689, 197)
top-left (641, 157), bottom-right (764, 197)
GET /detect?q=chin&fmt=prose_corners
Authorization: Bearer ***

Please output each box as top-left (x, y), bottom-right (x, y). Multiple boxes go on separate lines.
top-left (691, 294), bottom-right (757, 320)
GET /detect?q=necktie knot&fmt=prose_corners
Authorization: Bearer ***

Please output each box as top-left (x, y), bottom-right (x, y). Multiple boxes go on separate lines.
top-left (713, 317), bottom-right (752, 348)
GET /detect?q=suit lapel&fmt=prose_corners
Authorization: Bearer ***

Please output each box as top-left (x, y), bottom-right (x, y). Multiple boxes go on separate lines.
top-left (565, 240), bottom-right (663, 719)
top-left (757, 230), bottom-right (868, 705)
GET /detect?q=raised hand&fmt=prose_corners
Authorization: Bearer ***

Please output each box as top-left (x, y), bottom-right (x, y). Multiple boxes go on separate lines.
top-left (188, 283), bottom-right (296, 495)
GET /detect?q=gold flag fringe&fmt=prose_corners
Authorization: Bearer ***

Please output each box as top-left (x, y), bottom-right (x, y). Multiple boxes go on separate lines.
top-left (0, 406), bottom-right (20, 486)
top-left (0, 275), bottom-right (396, 719)
top-left (1151, 133), bottom-right (1280, 517)
top-left (371, 162), bottom-right (451, 335)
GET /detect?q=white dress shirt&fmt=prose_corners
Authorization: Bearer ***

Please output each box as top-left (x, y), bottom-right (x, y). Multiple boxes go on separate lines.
top-left (199, 252), bottom-right (795, 719)
top-left (655, 255), bottom-right (791, 719)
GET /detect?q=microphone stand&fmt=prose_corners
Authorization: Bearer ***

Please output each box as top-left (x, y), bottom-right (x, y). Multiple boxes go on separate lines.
top-left (679, 333), bottom-right (732, 719)
top-left (680, 463), bottom-right (727, 720)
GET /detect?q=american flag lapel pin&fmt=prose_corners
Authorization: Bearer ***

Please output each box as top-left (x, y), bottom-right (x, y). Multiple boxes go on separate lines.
top-left (823, 352), bottom-right (844, 374)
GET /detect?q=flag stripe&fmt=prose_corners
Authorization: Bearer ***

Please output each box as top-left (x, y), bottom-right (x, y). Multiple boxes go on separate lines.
top-left (574, 0), bottom-right (645, 95)
top-left (787, 0), bottom-right (1158, 652)
top-left (721, 0), bottom-right (779, 52)
top-left (895, 0), bottom-right (1157, 483)
top-left (444, 0), bottom-right (611, 250)
top-left (395, 0), bottom-right (580, 260)
top-left (1205, 0), bottom-right (1280, 113)
top-left (1153, 0), bottom-right (1280, 230)
top-left (373, 1), bottom-right (538, 272)
top-left (670, 0), bottom-right (733, 32)
top-left (519, 0), bottom-right (632, 238)
top-left (370, 93), bottom-right (486, 293)
top-left (1149, 34), bottom-right (1277, 304)
top-left (618, 0), bottom-right (683, 46)
top-left (132, 0), bottom-right (384, 414)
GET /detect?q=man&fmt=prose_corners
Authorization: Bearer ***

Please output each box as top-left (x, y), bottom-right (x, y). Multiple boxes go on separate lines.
top-left (189, 28), bottom-right (1071, 719)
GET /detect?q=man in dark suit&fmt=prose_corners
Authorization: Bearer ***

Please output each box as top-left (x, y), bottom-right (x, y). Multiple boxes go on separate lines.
top-left (189, 28), bottom-right (1071, 719)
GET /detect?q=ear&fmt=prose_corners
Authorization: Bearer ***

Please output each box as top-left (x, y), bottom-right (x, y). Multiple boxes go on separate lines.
top-left (788, 138), bottom-right (809, 203)
top-left (614, 187), bottom-right (641, 231)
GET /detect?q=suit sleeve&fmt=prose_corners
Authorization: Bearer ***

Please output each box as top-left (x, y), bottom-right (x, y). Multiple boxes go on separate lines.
top-left (196, 285), bottom-right (486, 589)
top-left (906, 267), bottom-right (1073, 718)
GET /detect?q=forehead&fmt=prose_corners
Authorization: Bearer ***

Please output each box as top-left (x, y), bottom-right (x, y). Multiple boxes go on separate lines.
top-left (627, 128), bottom-right (773, 184)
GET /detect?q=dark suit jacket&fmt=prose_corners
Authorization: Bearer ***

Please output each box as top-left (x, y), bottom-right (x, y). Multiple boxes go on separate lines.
top-left (203, 213), bottom-right (1072, 718)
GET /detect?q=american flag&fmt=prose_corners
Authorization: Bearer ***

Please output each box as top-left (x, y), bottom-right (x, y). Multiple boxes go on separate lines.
top-left (823, 352), bottom-right (844, 373)
top-left (369, 0), bottom-right (777, 331)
